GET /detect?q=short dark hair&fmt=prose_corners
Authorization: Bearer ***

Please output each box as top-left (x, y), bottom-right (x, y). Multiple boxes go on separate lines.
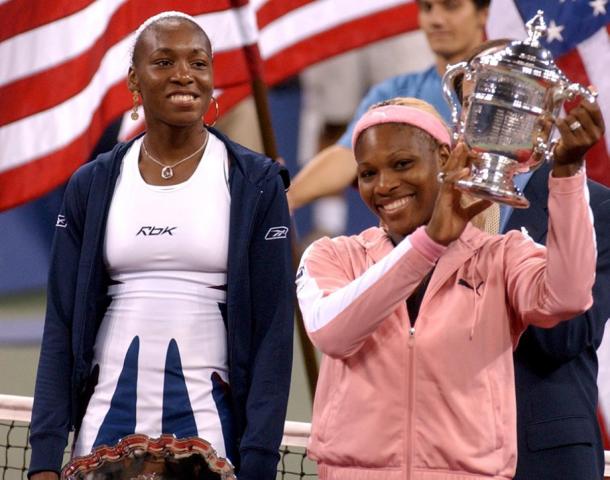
top-left (472, 0), bottom-right (491, 9)
top-left (131, 12), bottom-right (212, 67)
top-left (416, 0), bottom-right (490, 10)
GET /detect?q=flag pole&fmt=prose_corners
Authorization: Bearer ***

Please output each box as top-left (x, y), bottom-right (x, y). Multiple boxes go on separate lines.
top-left (234, 10), bottom-right (319, 399)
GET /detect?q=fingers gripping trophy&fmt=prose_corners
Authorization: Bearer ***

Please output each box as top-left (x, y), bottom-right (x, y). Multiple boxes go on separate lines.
top-left (442, 10), bottom-right (597, 208)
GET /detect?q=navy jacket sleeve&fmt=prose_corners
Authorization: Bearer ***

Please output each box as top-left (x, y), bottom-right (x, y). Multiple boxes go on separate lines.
top-left (29, 166), bottom-right (93, 476)
top-left (522, 193), bottom-right (610, 362)
top-left (238, 173), bottom-right (294, 480)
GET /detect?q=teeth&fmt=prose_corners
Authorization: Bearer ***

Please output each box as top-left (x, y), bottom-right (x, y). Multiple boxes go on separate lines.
top-left (170, 94), bottom-right (195, 103)
top-left (381, 196), bottom-right (411, 212)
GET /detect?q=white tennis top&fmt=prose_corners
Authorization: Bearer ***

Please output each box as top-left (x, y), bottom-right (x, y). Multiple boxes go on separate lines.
top-left (73, 133), bottom-right (235, 461)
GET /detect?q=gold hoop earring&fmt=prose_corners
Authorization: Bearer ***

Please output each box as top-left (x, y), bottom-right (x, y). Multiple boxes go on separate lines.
top-left (131, 91), bottom-right (140, 121)
top-left (205, 96), bottom-right (219, 127)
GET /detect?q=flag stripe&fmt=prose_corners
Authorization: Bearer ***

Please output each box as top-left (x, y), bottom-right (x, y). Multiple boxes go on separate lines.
top-left (0, 0), bottom-right (422, 211)
top-left (556, 46), bottom-right (610, 186)
top-left (486, 0), bottom-right (527, 40)
top-left (0, 0), bottom-right (127, 88)
top-left (258, 0), bottom-right (413, 59)
top-left (0, 82), bottom-right (128, 211)
top-left (0, 0), bottom-right (256, 90)
top-left (257, 0), bottom-right (316, 28)
top-left (576, 27), bottom-right (610, 155)
top-left (1, 44), bottom-right (251, 128)
top-left (0, 0), bottom-right (94, 43)
top-left (263, 3), bottom-right (420, 85)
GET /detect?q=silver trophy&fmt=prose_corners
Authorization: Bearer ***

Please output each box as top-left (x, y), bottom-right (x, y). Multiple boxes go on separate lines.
top-left (442, 10), bottom-right (596, 208)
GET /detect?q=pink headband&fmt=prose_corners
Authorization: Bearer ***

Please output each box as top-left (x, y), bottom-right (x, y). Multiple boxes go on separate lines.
top-left (352, 105), bottom-right (451, 150)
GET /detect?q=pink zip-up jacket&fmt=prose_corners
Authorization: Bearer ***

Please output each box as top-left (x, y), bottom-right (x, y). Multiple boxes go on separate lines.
top-left (296, 172), bottom-right (596, 480)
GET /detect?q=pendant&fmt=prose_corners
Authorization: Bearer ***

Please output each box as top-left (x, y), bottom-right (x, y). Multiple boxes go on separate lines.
top-left (161, 166), bottom-right (174, 179)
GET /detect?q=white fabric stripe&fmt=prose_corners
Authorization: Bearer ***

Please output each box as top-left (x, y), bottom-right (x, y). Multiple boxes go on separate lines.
top-left (0, 6), bottom-right (257, 88)
top-left (576, 28), bottom-right (610, 154)
top-left (598, 322), bottom-right (610, 434)
top-left (0, 34), bottom-right (132, 173)
top-left (250, 0), bottom-right (268, 10)
top-left (486, 0), bottom-right (527, 40)
top-left (258, 0), bottom-right (413, 59)
top-left (297, 236), bottom-right (415, 333)
top-left (0, 0), bottom-right (127, 87)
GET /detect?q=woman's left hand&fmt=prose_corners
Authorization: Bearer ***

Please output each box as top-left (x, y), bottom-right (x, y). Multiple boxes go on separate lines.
top-left (426, 142), bottom-right (492, 245)
top-left (552, 96), bottom-right (605, 177)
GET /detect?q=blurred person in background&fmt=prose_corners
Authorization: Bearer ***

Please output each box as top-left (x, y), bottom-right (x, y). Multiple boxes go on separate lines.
top-left (288, 0), bottom-right (490, 213)
top-left (28, 11), bottom-right (293, 480)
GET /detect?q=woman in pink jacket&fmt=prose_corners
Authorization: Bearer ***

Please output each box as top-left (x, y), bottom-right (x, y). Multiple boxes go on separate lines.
top-left (296, 96), bottom-right (604, 480)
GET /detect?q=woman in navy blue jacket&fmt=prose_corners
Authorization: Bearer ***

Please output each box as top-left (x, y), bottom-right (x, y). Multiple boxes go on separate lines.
top-left (29, 11), bottom-right (293, 480)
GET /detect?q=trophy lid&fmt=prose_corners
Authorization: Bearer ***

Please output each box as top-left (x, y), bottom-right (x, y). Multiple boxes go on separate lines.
top-left (476, 10), bottom-right (565, 84)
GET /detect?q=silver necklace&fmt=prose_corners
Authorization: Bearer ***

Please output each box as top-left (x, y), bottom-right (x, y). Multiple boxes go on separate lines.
top-left (142, 134), bottom-right (208, 180)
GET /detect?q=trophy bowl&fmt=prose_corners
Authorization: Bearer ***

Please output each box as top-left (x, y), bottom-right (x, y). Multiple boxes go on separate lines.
top-left (60, 434), bottom-right (236, 480)
top-left (442, 10), bottom-right (596, 208)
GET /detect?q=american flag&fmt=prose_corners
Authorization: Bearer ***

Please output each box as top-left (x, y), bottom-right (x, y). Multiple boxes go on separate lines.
top-left (0, 0), bottom-right (419, 211)
top-left (488, 0), bottom-right (610, 449)
top-left (486, 0), bottom-right (610, 187)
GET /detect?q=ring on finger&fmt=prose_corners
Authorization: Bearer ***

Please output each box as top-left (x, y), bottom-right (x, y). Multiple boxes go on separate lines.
top-left (437, 171), bottom-right (447, 183)
top-left (569, 120), bottom-right (582, 131)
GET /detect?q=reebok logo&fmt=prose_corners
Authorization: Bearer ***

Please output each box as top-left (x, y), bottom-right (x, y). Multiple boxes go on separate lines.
top-left (136, 226), bottom-right (177, 236)
top-left (265, 226), bottom-right (289, 240)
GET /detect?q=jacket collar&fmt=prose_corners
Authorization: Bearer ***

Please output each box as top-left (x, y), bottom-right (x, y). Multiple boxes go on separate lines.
top-left (209, 127), bottom-right (290, 190)
top-left (359, 223), bottom-right (488, 296)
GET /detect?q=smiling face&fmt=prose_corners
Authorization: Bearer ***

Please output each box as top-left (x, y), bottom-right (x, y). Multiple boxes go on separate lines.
top-left (355, 123), bottom-right (449, 239)
top-left (417, 0), bottom-right (488, 65)
top-left (128, 18), bottom-right (213, 128)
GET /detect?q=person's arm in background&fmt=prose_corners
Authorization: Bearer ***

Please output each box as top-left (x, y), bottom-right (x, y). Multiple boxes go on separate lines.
top-left (516, 99), bottom-right (609, 360)
top-left (287, 145), bottom-right (355, 211)
top-left (287, 79), bottom-right (400, 211)
top-left (522, 189), bottom-right (610, 362)
top-left (238, 172), bottom-right (294, 480)
top-left (505, 100), bottom-right (604, 332)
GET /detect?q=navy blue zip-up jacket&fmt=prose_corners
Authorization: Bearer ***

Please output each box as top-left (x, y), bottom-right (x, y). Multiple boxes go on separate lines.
top-left (29, 129), bottom-right (294, 480)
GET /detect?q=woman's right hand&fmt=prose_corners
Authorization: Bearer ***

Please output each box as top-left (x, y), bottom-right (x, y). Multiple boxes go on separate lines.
top-left (29, 472), bottom-right (59, 480)
top-left (426, 142), bottom-right (492, 245)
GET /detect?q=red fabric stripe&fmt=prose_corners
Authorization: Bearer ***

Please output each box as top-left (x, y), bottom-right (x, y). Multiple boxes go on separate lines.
top-left (0, 82), bottom-right (131, 211)
top-left (0, 0), bottom-right (94, 43)
top-left (263, 3), bottom-right (419, 85)
top-left (556, 50), bottom-right (610, 186)
top-left (598, 408), bottom-right (610, 450)
top-left (0, 0), bottom-right (240, 43)
top-left (257, 0), bottom-right (316, 29)
top-left (0, 2), bottom-right (252, 128)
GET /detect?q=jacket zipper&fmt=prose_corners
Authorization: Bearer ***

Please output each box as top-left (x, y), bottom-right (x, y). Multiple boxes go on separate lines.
top-left (406, 324), bottom-right (416, 480)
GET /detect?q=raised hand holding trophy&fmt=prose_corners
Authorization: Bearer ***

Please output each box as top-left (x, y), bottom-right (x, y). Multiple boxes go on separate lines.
top-left (442, 10), bottom-right (596, 208)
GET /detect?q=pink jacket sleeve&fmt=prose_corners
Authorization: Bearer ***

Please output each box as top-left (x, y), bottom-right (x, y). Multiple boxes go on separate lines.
top-left (296, 227), bottom-right (446, 358)
top-left (504, 171), bottom-right (596, 332)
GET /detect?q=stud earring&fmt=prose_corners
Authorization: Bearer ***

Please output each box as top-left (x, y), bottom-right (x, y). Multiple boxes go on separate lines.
top-left (131, 91), bottom-right (140, 121)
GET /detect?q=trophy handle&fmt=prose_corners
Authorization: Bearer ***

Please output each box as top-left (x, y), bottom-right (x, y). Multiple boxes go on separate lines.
top-left (442, 61), bottom-right (470, 145)
top-left (554, 81), bottom-right (598, 105)
top-left (534, 136), bottom-right (558, 165)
